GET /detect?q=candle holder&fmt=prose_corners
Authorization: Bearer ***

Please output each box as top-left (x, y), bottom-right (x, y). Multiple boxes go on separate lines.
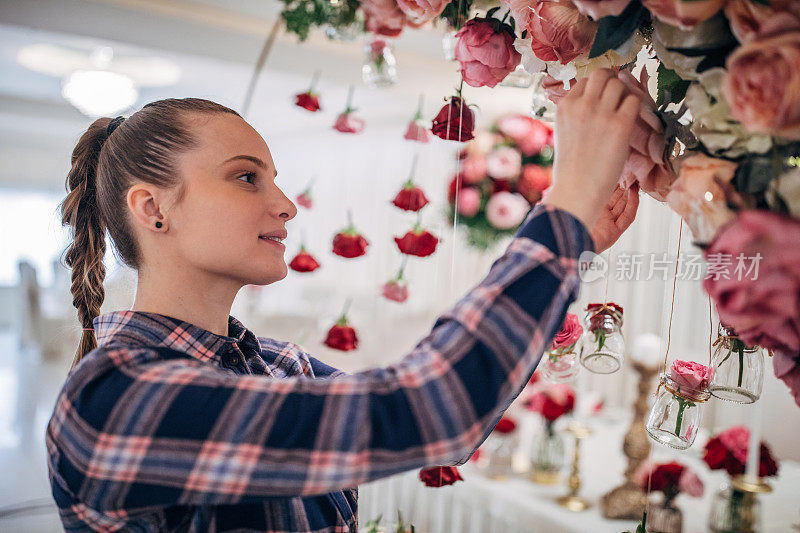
top-left (708, 475), bottom-right (772, 533)
top-left (601, 360), bottom-right (659, 519)
top-left (556, 421), bottom-right (593, 512)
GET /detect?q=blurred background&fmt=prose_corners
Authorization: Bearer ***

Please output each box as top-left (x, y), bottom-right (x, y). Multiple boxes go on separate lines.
top-left (0, 1), bottom-right (798, 531)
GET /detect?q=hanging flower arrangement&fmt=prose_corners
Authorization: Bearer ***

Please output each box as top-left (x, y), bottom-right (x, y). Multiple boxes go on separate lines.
top-left (332, 210), bottom-right (370, 258)
top-left (323, 299), bottom-right (359, 351)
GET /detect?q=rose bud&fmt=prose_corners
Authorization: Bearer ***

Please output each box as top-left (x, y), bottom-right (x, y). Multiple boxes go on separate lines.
top-left (418, 466), bottom-right (463, 487)
top-left (394, 223), bottom-right (439, 257)
top-left (289, 247), bottom-right (320, 273)
top-left (333, 85), bottom-right (365, 134)
top-left (323, 300), bottom-right (358, 351)
top-left (296, 191), bottom-right (313, 209)
top-left (392, 181), bottom-right (430, 212)
top-left (382, 279), bottom-right (409, 303)
top-left (404, 119), bottom-right (431, 142)
top-left (431, 95), bottom-right (475, 142)
top-left (294, 91), bottom-right (321, 112)
top-left (494, 417), bottom-right (517, 434)
top-left (332, 211), bottom-right (369, 259)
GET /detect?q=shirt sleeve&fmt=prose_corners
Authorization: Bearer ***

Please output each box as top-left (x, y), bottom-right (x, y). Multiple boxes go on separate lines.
top-left (48, 204), bottom-right (593, 512)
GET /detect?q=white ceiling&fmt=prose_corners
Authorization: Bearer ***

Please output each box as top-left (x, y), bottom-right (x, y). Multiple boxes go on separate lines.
top-left (0, 0), bottom-right (535, 191)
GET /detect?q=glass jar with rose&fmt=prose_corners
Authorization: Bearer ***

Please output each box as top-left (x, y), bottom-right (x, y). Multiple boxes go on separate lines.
top-left (541, 312), bottom-right (583, 383)
top-left (580, 303), bottom-right (625, 374)
top-left (634, 461), bottom-right (704, 533)
top-left (484, 416), bottom-right (518, 480)
top-left (646, 360), bottom-right (714, 450)
top-left (525, 384), bottom-right (575, 484)
top-left (709, 324), bottom-right (766, 404)
top-left (362, 38), bottom-right (397, 88)
top-left (703, 426), bottom-right (779, 533)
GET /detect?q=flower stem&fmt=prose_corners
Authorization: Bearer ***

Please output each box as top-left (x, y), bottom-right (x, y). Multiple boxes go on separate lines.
top-left (345, 84), bottom-right (354, 112)
top-left (347, 209), bottom-right (354, 230)
top-left (309, 69), bottom-right (321, 92)
top-left (737, 344), bottom-right (744, 388)
top-left (674, 396), bottom-right (691, 437)
top-left (415, 93), bottom-right (425, 119)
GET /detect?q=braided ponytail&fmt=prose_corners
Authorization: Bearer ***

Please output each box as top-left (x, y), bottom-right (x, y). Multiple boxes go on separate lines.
top-left (60, 118), bottom-right (112, 367)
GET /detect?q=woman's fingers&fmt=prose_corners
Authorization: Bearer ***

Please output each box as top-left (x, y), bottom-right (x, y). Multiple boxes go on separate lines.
top-left (609, 187), bottom-right (628, 218)
top-left (600, 78), bottom-right (627, 113)
top-left (582, 69), bottom-right (615, 101)
top-left (615, 185), bottom-right (640, 229)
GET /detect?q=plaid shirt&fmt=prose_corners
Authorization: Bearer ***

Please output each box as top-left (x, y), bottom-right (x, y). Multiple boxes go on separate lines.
top-left (46, 204), bottom-right (592, 532)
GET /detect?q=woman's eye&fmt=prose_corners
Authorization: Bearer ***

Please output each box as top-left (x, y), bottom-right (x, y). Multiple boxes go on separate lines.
top-left (237, 172), bottom-right (257, 184)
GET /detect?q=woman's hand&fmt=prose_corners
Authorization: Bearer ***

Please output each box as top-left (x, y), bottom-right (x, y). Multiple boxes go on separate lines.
top-left (544, 68), bottom-right (641, 231)
top-left (590, 183), bottom-right (640, 253)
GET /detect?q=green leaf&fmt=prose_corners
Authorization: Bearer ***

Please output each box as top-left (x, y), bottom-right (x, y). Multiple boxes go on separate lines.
top-left (486, 6), bottom-right (501, 18)
top-left (665, 40), bottom-right (739, 73)
top-left (656, 63), bottom-right (691, 106)
top-left (588, 0), bottom-right (646, 59)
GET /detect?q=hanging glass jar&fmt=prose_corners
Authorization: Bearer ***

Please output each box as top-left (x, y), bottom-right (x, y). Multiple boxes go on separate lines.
top-left (362, 39), bottom-right (397, 88)
top-left (499, 64), bottom-right (533, 88)
top-left (529, 73), bottom-right (556, 122)
top-left (530, 421), bottom-right (565, 484)
top-left (579, 303), bottom-right (625, 375)
top-left (484, 433), bottom-right (515, 480)
top-left (708, 482), bottom-right (763, 533)
top-left (541, 349), bottom-right (580, 383)
top-left (709, 325), bottom-right (765, 404)
top-left (646, 361), bottom-right (713, 450)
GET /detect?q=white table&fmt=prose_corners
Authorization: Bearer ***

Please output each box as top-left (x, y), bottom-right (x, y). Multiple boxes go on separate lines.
top-left (358, 411), bottom-right (800, 532)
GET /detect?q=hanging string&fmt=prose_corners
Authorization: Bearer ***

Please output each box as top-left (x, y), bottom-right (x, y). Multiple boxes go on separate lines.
top-left (655, 218), bottom-right (683, 397)
top-left (708, 294), bottom-right (713, 366)
top-left (242, 17), bottom-right (283, 117)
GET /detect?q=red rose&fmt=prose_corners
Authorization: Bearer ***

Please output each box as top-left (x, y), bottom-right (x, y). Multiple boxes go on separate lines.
top-left (491, 178), bottom-right (513, 194)
top-left (332, 212), bottom-right (369, 258)
top-left (527, 384), bottom-right (576, 422)
top-left (296, 192), bottom-right (313, 209)
top-left (494, 417), bottom-right (517, 434)
top-left (431, 96), bottom-right (475, 142)
top-left (382, 279), bottom-right (409, 303)
top-left (394, 228), bottom-right (439, 257)
top-left (392, 182), bottom-right (430, 212)
top-left (294, 91), bottom-right (321, 112)
top-left (703, 427), bottom-right (780, 478)
top-left (289, 248), bottom-right (320, 273)
top-left (448, 175), bottom-right (463, 203)
top-left (324, 302), bottom-right (358, 351)
top-left (418, 466), bottom-right (463, 487)
top-left (649, 462), bottom-right (684, 493)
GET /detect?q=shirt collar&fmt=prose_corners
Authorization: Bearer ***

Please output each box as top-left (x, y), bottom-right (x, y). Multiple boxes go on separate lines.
top-left (93, 310), bottom-right (262, 363)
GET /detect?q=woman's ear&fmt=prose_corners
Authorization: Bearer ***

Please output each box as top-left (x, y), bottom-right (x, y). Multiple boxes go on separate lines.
top-left (127, 184), bottom-right (166, 231)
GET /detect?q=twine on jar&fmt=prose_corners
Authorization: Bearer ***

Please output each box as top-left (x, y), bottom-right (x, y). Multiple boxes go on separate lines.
top-left (586, 303), bottom-right (623, 325)
top-left (661, 375), bottom-right (711, 404)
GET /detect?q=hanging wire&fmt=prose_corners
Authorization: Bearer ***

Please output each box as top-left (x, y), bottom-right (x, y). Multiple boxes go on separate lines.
top-left (242, 17), bottom-right (283, 117)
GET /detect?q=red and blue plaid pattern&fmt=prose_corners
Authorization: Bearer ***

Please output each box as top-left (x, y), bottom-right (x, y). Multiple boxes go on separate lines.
top-left (46, 204), bottom-right (592, 532)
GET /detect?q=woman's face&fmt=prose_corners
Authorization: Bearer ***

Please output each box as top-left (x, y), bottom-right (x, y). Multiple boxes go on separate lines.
top-left (164, 113), bottom-right (297, 287)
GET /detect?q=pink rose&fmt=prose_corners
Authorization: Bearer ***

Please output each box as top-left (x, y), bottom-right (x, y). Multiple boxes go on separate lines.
top-left (552, 312), bottom-right (583, 350)
top-left (496, 114), bottom-right (553, 156)
top-left (722, 15), bottom-right (800, 140)
top-left (643, 0), bottom-right (726, 30)
top-left (462, 155), bottom-right (488, 183)
top-left (396, 0), bottom-right (450, 25)
top-left (404, 119), bottom-right (431, 142)
top-left (503, 0), bottom-right (598, 64)
top-left (333, 112), bottom-right (365, 134)
top-left (456, 187), bottom-right (482, 217)
top-left (634, 459), bottom-right (656, 488)
top-left (665, 153), bottom-right (737, 244)
top-left (724, 0), bottom-right (800, 43)
top-left (773, 352), bottom-right (800, 407)
top-left (486, 191), bottom-right (529, 229)
top-left (362, 0), bottom-right (407, 37)
top-left (571, 0), bottom-right (632, 20)
top-left (718, 425), bottom-right (750, 463)
top-left (545, 69), bottom-right (676, 200)
top-left (678, 468), bottom-right (704, 497)
top-left (455, 18), bottom-right (521, 88)
top-left (486, 147), bottom-right (522, 179)
top-left (703, 210), bottom-right (800, 354)
top-left (518, 164), bottom-right (551, 204)
top-left (382, 279), bottom-right (409, 302)
top-left (670, 359), bottom-right (714, 395)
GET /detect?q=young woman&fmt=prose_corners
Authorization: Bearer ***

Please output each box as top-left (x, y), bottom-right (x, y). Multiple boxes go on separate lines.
top-left (47, 69), bottom-right (641, 532)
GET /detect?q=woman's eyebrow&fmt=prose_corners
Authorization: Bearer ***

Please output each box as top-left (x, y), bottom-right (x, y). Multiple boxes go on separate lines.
top-left (221, 155), bottom-right (277, 177)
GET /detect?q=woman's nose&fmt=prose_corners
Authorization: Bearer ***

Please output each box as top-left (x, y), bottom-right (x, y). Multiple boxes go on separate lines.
top-left (273, 185), bottom-right (297, 221)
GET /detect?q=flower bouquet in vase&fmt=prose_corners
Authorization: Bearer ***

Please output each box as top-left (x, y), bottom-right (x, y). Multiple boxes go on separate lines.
top-left (635, 461), bottom-right (704, 533)
top-left (525, 383), bottom-right (575, 484)
top-left (709, 324), bottom-right (766, 404)
top-left (542, 312), bottom-right (582, 383)
top-left (580, 303), bottom-right (625, 374)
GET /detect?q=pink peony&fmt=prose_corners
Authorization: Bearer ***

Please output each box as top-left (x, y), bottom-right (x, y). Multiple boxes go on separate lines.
top-left (496, 114), bottom-right (553, 156)
top-left (462, 155), bottom-right (488, 184)
top-left (404, 119), bottom-right (431, 142)
top-left (382, 279), bottom-right (409, 302)
top-left (773, 351), bottom-right (800, 407)
top-left (703, 210), bottom-right (800, 354)
top-left (396, 0), bottom-right (450, 25)
top-left (455, 18), bottom-right (521, 88)
top-left (362, 0), bottom-right (407, 37)
top-left (722, 14), bottom-right (800, 140)
top-left (670, 359), bottom-right (714, 395)
top-left (724, 0), bottom-right (800, 43)
top-left (456, 187), bottom-right (482, 217)
top-left (571, 0), bottom-right (632, 20)
top-left (678, 468), bottom-right (705, 497)
top-left (643, 0), bottom-right (726, 30)
top-left (552, 312), bottom-right (583, 350)
top-left (665, 153), bottom-right (737, 244)
top-left (503, 0), bottom-right (598, 64)
top-left (486, 146), bottom-right (522, 179)
top-left (486, 191), bottom-right (529, 229)
top-left (333, 112), bottom-right (365, 134)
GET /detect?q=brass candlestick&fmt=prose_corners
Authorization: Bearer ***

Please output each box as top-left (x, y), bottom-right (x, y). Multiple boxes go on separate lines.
top-left (556, 421), bottom-right (593, 512)
top-left (601, 360), bottom-right (659, 519)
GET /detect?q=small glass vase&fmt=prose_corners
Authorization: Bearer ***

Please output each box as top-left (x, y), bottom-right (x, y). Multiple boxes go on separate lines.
top-left (484, 434), bottom-right (515, 480)
top-left (530, 422), bottom-right (564, 484)
top-left (580, 305), bottom-right (625, 375)
top-left (647, 501), bottom-right (683, 533)
top-left (541, 349), bottom-right (580, 383)
top-left (710, 325), bottom-right (765, 404)
top-left (499, 64), bottom-right (533, 88)
top-left (529, 73), bottom-right (556, 122)
top-left (362, 39), bottom-right (397, 88)
top-left (645, 374), bottom-right (710, 449)
top-left (708, 483), bottom-right (762, 533)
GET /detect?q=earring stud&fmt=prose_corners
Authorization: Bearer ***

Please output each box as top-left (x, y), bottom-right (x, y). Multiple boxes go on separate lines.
top-left (155, 221), bottom-right (163, 228)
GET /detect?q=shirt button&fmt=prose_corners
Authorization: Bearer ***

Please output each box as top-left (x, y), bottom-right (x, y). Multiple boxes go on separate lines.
top-left (224, 351), bottom-right (241, 366)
